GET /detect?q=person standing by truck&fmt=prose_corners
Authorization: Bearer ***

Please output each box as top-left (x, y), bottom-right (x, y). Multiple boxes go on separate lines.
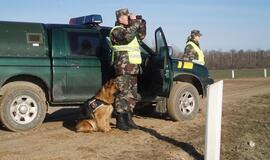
top-left (109, 8), bottom-right (146, 131)
top-left (182, 30), bottom-right (205, 65)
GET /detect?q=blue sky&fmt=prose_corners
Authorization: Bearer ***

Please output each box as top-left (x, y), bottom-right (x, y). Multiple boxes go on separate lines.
top-left (0, 0), bottom-right (269, 51)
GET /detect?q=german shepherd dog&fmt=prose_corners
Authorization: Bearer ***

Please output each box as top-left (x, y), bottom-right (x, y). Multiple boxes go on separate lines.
top-left (76, 79), bottom-right (117, 133)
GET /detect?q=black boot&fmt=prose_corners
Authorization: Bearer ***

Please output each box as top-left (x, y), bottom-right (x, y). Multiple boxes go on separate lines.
top-left (116, 113), bottom-right (130, 131)
top-left (125, 112), bottom-right (139, 129)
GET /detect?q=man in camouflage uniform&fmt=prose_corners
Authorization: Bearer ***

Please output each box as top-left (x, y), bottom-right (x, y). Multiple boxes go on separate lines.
top-left (182, 30), bottom-right (205, 65)
top-left (110, 8), bottom-right (146, 131)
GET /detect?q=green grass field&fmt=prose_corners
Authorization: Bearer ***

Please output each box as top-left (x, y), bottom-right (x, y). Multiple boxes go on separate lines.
top-left (209, 69), bottom-right (270, 79)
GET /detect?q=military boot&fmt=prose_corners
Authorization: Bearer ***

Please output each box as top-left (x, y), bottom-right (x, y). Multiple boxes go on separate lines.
top-left (116, 113), bottom-right (131, 131)
top-left (125, 112), bottom-right (139, 129)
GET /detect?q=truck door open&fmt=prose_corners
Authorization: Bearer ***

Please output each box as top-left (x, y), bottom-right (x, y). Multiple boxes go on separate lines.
top-left (153, 27), bottom-right (173, 97)
top-left (138, 27), bottom-right (173, 98)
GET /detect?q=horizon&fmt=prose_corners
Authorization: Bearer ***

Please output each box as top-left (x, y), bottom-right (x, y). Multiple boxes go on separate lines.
top-left (0, 0), bottom-right (269, 51)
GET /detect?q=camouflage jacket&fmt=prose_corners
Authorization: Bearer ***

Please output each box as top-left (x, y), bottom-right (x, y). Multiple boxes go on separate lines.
top-left (110, 19), bottom-right (146, 75)
top-left (182, 40), bottom-right (200, 61)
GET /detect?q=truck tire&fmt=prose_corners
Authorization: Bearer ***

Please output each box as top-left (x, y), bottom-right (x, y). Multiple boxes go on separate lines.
top-left (167, 82), bottom-right (200, 121)
top-left (0, 82), bottom-right (47, 132)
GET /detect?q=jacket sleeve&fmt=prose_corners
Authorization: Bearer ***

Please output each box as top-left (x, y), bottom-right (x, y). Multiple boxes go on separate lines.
top-left (110, 18), bottom-right (147, 45)
top-left (110, 24), bottom-right (139, 45)
top-left (137, 19), bottom-right (146, 41)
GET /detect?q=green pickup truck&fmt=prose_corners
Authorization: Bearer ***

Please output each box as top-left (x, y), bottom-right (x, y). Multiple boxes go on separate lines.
top-left (0, 15), bottom-right (213, 131)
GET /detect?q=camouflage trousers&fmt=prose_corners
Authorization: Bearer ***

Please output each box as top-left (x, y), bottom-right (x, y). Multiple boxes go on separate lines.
top-left (114, 74), bottom-right (138, 113)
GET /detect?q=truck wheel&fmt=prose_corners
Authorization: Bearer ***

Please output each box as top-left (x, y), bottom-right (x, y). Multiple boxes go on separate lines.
top-left (167, 82), bottom-right (200, 121)
top-left (0, 82), bottom-right (47, 132)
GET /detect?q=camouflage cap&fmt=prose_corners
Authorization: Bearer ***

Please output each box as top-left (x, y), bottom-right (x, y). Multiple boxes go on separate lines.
top-left (191, 30), bottom-right (202, 37)
top-left (115, 8), bottom-right (129, 18)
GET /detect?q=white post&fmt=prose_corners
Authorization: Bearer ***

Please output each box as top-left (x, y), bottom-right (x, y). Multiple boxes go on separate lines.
top-left (205, 80), bottom-right (224, 160)
top-left (264, 69), bottom-right (267, 78)
top-left (231, 70), bottom-right (235, 79)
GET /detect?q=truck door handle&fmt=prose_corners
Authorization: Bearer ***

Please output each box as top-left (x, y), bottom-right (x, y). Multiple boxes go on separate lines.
top-left (70, 63), bottom-right (80, 68)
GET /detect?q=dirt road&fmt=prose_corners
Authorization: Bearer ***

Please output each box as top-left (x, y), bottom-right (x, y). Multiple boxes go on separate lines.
top-left (0, 78), bottom-right (269, 160)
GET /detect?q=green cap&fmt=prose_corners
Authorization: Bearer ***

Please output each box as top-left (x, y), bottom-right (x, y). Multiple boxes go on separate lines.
top-left (191, 30), bottom-right (202, 37)
top-left (115, 8), bottom-right (129, 18)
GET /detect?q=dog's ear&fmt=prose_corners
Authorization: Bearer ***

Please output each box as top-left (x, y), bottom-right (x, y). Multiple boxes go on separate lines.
top-left (95, 86), bottom-right (111, 103)
top-left (102, 79), bottom-right (116, 93)
top-left (110, 79), bottom-right (116, 86)
top-left (105, 79), bottom-right (115, 88)
top-left (95, 79), bottom-right (117, 104)
top-left (103, 82), bottom-right (109, 89)
top-left (96, 87), bottom-right (106, 98)
top-left (107, 79), bottom-right (117, 94)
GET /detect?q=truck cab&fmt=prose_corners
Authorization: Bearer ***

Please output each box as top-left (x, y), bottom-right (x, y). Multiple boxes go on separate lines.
top-left (0, 15), bottom-right (213, 131)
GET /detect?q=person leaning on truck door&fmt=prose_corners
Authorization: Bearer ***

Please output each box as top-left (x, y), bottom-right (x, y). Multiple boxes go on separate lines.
top-left (109, 8), bottom-right (146, 131)
top-left (182, 30), bottom-right (205, 65)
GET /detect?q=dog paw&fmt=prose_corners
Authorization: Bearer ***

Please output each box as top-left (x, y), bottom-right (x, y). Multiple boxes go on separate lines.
top-left (103, 127), bottom-right (112, 133)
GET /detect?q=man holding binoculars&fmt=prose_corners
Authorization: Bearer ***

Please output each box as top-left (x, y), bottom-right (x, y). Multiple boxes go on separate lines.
top-left (109, 8), bottom-right (146, 131)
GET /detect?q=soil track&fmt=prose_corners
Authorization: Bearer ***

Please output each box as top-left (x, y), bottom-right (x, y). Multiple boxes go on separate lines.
top-left (0, 78), bottom-right (269, 160)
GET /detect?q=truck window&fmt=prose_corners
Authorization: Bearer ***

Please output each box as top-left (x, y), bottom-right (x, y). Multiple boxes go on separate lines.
top-left (67, 32), bottom-right (100, 57)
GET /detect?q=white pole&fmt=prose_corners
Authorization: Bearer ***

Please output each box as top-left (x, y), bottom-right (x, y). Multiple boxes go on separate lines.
top-left (205, 80), bottom-right (224, 160)
top-left (264, 69), bottom-right (267, 78)
top-left (232, 70), bottom-right (235, 79)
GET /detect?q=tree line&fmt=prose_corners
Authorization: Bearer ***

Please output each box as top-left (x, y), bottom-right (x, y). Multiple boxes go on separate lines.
top-left (172, 49), bottom-right (270, 70)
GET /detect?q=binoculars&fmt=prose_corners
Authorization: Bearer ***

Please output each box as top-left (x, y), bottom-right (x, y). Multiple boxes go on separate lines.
top-left (135, 15), bottom-right (142, 20)
top-left (128, 15), bottom-right (143, 25)
top-left (128, 15), bottom-right (142, 20)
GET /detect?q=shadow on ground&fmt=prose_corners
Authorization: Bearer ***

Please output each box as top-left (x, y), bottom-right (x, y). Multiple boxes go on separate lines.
top-left (134, 105), bottom-right (172, 121)
top-left (44, 107), bottom-right (83, 132)
top-left (0, 124), bottom-right (10, 132)
top-left (47, 108), bottom-right (204, 160)
top-left (138, 126), bottom-right (204, 160)
top-left (1, 107), bottom-right (204, 159)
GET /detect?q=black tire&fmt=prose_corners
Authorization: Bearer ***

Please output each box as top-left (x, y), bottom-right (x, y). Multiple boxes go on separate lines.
top-left (167, 82), bottom-right (200, 121)
top-left (0, 82), bottom-right (47, 132)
